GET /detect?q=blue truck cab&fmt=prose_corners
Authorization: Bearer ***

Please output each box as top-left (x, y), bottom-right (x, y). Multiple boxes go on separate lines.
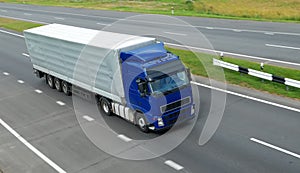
top-left (120, 42), bottom-right (195, 132)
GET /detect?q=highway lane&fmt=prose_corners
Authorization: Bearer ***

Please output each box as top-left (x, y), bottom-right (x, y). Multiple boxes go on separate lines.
top-left (0, 3), bottom-right (300, 64)
top-left (1, 30), bottom-right (300, 172)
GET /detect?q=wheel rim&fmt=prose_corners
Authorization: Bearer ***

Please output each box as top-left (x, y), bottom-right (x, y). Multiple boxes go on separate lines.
top-left (103, 102), bottom-right (109, 113)
top-left (48, 77), bottom-right (53, 86)
top-left (55, 80), bottom-right (60, 89)
top-left (62, 83), bottom-right (67, 93)
top-left (138, 117), bottom-right (146, 128)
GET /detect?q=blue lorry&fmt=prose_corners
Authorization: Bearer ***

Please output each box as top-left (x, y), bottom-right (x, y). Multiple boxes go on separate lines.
top-left (24, 24), bottom-right (195, 132)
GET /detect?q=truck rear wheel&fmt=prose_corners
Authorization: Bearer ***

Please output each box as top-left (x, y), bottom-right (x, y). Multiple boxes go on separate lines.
top-left (136, 113), bottom-right (149, 133)
top-left (62, 81), bottom-right (71, 96)
top-left (46, 75), bottom-right (55, 89)
top-left (99, 98), bottom-right (112, 116)
top-left (54, 78), bottom-right (62, 92)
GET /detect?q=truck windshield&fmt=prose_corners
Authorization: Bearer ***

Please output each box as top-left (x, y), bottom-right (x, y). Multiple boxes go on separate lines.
top-left (149, 71), bottom-right (189, 94)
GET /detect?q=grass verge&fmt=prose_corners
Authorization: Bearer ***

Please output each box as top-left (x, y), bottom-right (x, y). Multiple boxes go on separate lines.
top-left (168, 47), bottom-right (300, 100)
top-left (0, 0), bottom-right (299, 23)
top-left (0, 17), bottom-right (299, 99)
top-left (0, 17), bottom-right (42, 32)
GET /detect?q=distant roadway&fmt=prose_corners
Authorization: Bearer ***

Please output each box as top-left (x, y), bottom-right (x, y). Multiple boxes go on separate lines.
top-left (0, 3), bottom-right (300, 64)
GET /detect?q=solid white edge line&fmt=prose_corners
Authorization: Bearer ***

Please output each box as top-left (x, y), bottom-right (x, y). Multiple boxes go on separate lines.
top-left (0, 29), bottom-right (24, 38)
top-left (165, 42), bottom-right (300, 67)
top-left (266, 44), bottom-right (300, 50)
top-left (17, 80), bottom-right (24, 84)
top-left (0, 14), bottom-right (49, 24)
top-left (82, 115), bottom-right (95, 122)
top-left (164, 160), bottom-right (184, 171)
top-left (250, 138), bottom-right (300, 159)
top-left (0, 119), bottom-right (67, 173)
top-left (265, 32), bottom-right (274, 35)
top-left (164, 31), bottom-right (187, 36)
top-left (233, 29), bottom-right (241, 32)
top-left (54, 17), bottom-right (64, 20)
top-left (56, 101), bottom-right (66, 106)
top-left (191, 81), bottom-right (300, 113)
top-left (117, 134), bottom-right (132, 142)
top-left (96, 22), bottom-right (111, 26)
top-left (34, 89), bottom-right (43, 94)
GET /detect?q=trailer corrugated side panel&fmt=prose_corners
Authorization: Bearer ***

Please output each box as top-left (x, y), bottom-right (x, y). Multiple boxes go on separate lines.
top-left (24, 24), bottom-right (155, 103)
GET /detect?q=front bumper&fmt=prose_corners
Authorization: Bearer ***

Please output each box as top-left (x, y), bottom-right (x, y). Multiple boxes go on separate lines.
top-left (149, 104), bottom-right (195, 131)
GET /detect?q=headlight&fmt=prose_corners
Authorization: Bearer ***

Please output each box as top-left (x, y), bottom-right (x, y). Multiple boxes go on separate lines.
top-left (158, 117), bottom-right (164, 127)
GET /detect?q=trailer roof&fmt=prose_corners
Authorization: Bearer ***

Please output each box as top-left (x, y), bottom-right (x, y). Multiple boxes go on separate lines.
top-left (24, 24), bottom-right (155, 50)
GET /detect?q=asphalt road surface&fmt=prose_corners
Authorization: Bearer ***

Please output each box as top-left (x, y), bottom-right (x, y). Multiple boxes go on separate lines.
top-left (0, 26), bottom-right (300, 172)
top-left (0, 3), bottom-right (300, 64)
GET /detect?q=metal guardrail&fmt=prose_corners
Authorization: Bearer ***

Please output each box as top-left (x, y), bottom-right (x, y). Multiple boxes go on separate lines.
top-left (213, 58), bottom-right (300, 89)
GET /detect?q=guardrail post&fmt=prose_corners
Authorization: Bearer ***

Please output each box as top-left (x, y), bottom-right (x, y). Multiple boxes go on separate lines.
top-left (220, 52), bottom-right (224, 60)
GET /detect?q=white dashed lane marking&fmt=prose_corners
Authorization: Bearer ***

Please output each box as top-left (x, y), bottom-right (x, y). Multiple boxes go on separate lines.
top-left (164, 160), bottom-right (184, 171)
top-left (83, 115), bottom-right (95, 122)
top-left (56, 101), bottom-right (66, 106)
top-left (17, 80), bottom-right (24, 84)
top-left (34, 89), bottom-right (43, 94)
top-left (3, 72), bottom-right (10, 76)
top-left (117, 134), bottom-right (132, 142)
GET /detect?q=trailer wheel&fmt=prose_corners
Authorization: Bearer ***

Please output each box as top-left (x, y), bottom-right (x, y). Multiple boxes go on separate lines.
top-left (136, 113), bottom-right (149, 133)
top-left (54, 78), bottom-right (62, 92)
top-left (62, 81), bottom-right (71, 96)
top-left (46, 75), bottom-right (55, 89)
top-left (99, 98), bottom-right (112, 116)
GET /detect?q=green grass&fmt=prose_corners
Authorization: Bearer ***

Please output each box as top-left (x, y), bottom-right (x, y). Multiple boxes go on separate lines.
top-left (1, 17), bottom-right (299, 99)
top-left (0, 0), bottom-right (299, 22)
top-left (0, 17), bottom-right (43, 32)
top-left (167, 47), bottom-right (300, 100)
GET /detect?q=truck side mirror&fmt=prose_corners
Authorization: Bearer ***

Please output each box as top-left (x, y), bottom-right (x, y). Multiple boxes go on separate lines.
top-left (186, 68), bottom-right (192, 81)
top-left (136, 78), bottom-right (147, 97)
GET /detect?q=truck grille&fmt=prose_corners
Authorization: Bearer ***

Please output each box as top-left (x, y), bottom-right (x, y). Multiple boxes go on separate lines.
top-left (163, 108), bottom-right (189, 125)
top-left (160, 96), bottom-right (191, 113)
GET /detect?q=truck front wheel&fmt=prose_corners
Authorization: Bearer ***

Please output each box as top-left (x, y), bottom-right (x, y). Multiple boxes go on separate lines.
top-left (100, 98), bottom-right (112, 116)
top-left (136, 113), bottom-right (149, 133)
top-left (46, 75), bottom-right (55, 89)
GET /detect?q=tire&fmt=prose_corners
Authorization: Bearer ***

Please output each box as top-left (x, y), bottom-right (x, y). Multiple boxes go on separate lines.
top-left (62, 81), bottom-right (71, 96)
top-left (136, 113), bottom-right (149, 133)
top-left (54, 78), bottom-right (62, 92)
top-left (46, 75), bottom-right (55, 89)
top-left (99, 98), bottom-right (112, 116)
